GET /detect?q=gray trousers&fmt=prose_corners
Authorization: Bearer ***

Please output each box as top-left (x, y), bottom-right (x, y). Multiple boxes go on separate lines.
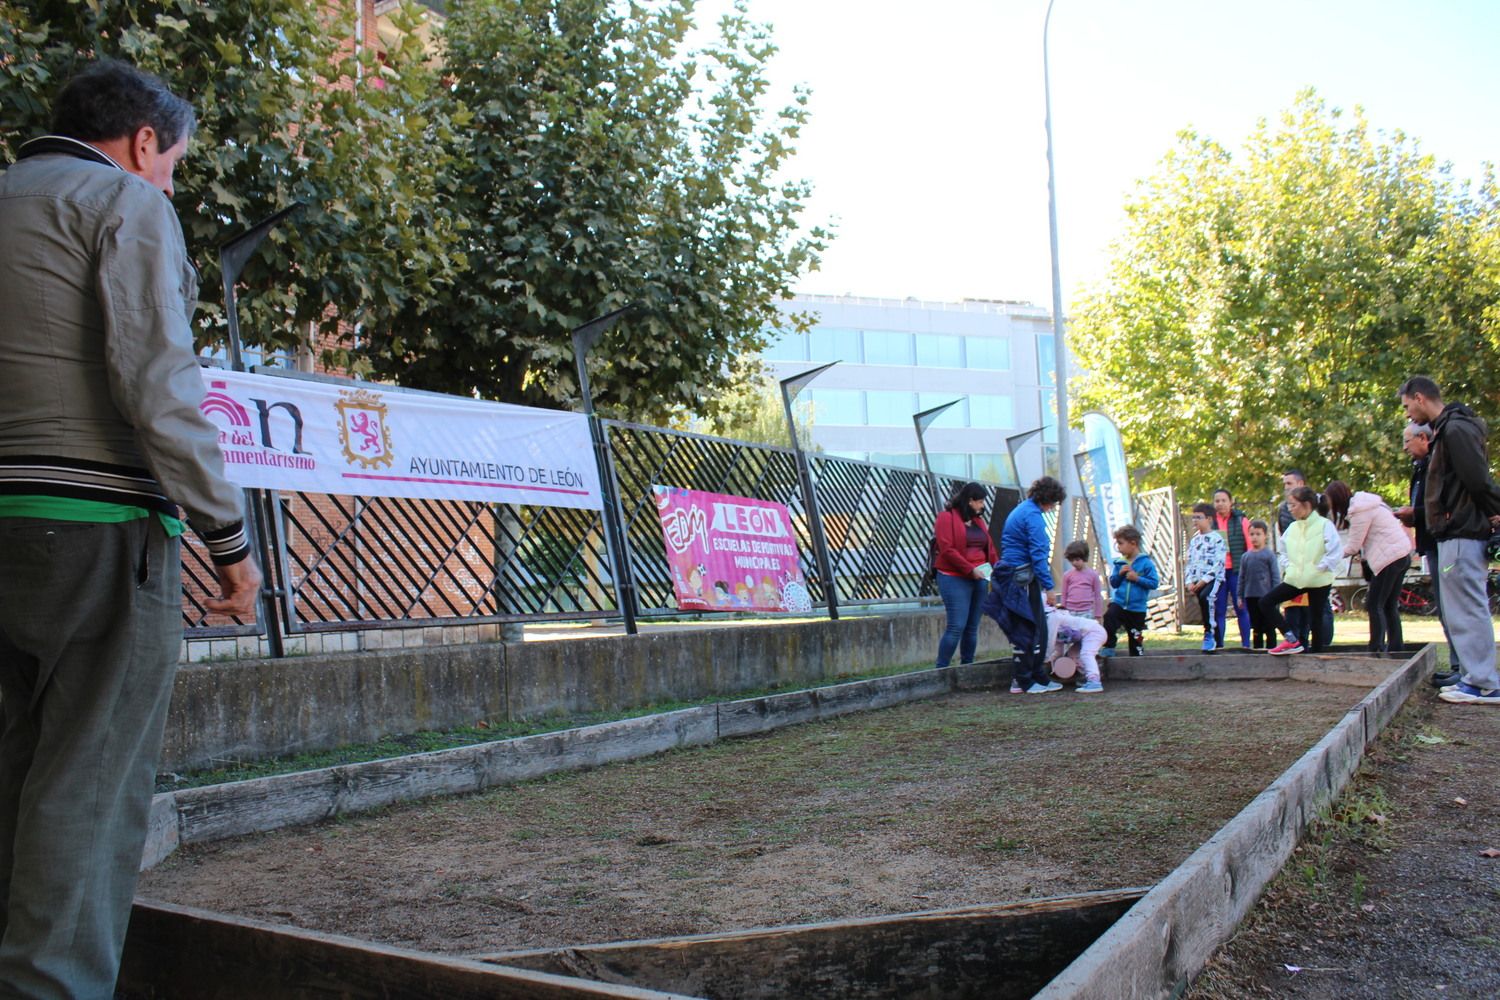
top-left (1436, 537), bottom-right (1500, 691)
top-left (1425, 548), bottom-right (1462, 668)
top-left (0, 518), bottom-right (181, 1000)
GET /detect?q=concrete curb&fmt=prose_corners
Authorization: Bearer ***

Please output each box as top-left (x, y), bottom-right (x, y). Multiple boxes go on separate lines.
top-left (143, 660), bottom-right (1007, 869)
top-left (159, 611), bottom-right (1007, 772)
top-left (1034, 644), bottom-right (1431, 999)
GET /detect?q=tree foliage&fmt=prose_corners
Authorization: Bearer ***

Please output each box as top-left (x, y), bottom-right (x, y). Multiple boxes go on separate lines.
top-left (1070, 91), bottom-right (1500, 505)
top-left (368, 0), bottom-right (826, 421)
top-left (0, 0), bottom-right (468, 357)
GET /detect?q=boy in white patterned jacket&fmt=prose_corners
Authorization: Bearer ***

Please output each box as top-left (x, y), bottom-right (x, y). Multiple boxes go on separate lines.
top-left (1186, 502), bottom-right (1228, 653)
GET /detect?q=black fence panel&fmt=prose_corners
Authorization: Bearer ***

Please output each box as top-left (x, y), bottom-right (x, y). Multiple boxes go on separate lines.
top-left (603, 421), bottom-right (822, 614)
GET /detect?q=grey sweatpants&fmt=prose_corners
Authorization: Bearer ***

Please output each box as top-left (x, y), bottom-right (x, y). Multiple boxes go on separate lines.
top-left (0, 518), bottom-right (181, 1000)
top-left (1436, 537), bottom-right (1500, 691)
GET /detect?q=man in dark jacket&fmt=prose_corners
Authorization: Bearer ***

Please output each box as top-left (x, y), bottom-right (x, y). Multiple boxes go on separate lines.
top-left (1397, 421), bottom-right (1461, 684)
top-left (0, 62), bottom-right (261, 997)
top-left (1400, 376), bottom-right (1500, 705)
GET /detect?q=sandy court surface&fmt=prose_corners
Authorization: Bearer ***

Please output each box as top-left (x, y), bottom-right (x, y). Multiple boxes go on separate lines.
top-left (139, 679), bottom-right (1366, 956)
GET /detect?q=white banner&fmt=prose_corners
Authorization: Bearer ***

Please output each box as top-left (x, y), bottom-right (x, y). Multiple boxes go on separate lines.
top-left (198, 370), bottom-right (602, 510)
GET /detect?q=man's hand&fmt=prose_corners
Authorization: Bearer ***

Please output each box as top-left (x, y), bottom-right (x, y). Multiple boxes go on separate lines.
top-left (206, 557), bottom-right (263, 618)
top-left (1394, 505), bottom-right (1414, 526)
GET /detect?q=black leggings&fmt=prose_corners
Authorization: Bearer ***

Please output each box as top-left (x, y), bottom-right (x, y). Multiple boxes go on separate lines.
top-left (1259, 583), bottom-right (1332, 652)
top-left (1365, 558), bottom-right (1406, 653)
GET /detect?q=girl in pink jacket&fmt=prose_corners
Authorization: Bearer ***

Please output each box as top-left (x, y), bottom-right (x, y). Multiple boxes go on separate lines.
top-left (1326, 480), bottom-right (1415, 653)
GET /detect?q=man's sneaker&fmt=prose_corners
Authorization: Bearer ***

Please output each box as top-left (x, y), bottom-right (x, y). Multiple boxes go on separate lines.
top-left (1025, 682), bottom-right (1057, 694)
top-left (1201, 635), bottom-right (1216, 653)
top-left (1438, 683), bottom-right (1500, 705)
top-left (1268, 638), bottom-right (1304, 656)
top-left (1044, 680), bottom-right (1063, 692)
top-left (1430, 669), bottom-right (1462, 688)
top-left (1076, 680), bottom-right (1104, 693)
top-left (1098, 647), bottom-right (1116, 658)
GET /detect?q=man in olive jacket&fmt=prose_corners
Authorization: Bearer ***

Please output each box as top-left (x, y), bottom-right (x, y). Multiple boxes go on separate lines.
top-left (1399, 376), bottom-right (1500, 705)
top-left (0, 62), bottom-right (261, 997)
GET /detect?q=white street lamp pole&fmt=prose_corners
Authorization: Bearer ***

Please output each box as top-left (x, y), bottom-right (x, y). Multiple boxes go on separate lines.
top-left (1043, 0), bottom-right (1078, 509)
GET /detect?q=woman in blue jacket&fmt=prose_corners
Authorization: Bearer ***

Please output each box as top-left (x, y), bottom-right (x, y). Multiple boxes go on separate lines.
top-left (983, 476), bottom-right (1067, 693)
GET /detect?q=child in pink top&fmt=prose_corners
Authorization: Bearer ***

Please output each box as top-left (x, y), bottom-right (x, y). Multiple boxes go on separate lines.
top-left (1058, 540), bottom-right (1105, 618)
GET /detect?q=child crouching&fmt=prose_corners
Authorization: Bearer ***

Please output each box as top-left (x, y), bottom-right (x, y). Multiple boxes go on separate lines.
top-left (1046, 606), bottom-right (1106, 692)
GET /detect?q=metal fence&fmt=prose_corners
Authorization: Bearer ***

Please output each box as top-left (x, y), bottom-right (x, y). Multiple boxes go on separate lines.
top-left (181, 394), bottom-right (1180, 648)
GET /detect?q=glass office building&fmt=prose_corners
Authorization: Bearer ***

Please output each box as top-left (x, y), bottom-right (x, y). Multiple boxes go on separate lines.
top-left (761, 294), bottom-right (1062, 486)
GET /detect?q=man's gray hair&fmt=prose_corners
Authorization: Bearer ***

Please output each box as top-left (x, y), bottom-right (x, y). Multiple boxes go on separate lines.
top-left (1404, 421), bottom-right (1432, 440)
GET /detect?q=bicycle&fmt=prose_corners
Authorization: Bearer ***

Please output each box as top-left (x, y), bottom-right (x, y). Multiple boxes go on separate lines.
top-left (1351, 580), bottom-right (1437, 616)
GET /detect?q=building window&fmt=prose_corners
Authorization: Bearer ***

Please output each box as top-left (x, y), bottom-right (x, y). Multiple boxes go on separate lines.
top-left (1040, 388), bottom-right (1057, 443)
top-left (965, 337), bottom-right (1011, 371)
top-left (968, 394), bottom-right (1014, 430)
top-left (927, 453), bottom-right (970, 477)
top-left (803, 389), bottom-right (864, 426)
top-left (1037, 333), bottom-right (1057, 387)
top-left (863, 330), bottom-right (914, 365)
top-left (914, 333), bottom-right (962, 369)
top-left (917, 393), bottom-right (966, 427)
top-left (808, 327), bottom-right (862, 364)
top-left (866, 390), bottom-right (915, 426)
top-left (198, 343), bottom-right (293, 369)
top-left (970, 453), bottom-right (1018, 486)
top-left (763, 330), bottom-right (808, 361)
top-left (869, 452), bottom-right (921, 470)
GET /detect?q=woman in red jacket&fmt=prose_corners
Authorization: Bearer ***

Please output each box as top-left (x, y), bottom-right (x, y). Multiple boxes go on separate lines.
top-left (934, 482), bottom-right (999, 667)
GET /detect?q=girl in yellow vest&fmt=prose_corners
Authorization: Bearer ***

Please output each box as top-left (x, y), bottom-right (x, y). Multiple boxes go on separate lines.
top-left (1261, 486), bottom-right (1343, 654)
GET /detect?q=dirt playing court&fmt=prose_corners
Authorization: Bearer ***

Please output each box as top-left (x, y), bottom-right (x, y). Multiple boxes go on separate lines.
top-left (140, 680), bottom-right (1366, 957)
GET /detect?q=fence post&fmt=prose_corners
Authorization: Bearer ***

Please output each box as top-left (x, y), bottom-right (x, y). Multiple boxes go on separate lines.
top-left (571, 308), bottom-right (640, 635)
top-left (914, 400), bottom-right (962, 515)
top-left (218, 206), bottom-right (305, 658)
top-left (779, 365), bottom-right (840, 621)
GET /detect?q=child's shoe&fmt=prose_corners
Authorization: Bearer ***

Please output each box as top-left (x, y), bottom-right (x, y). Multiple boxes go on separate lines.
top-left (1009, 683), bottom-right (1025, 694)
top-left (1201, 635), bottom-right (1216, 653)
top-left (1075, 680), bottom-right (1104, 693)
top-left (1268, 637), bottom-right (1304, 656)
top-left (1098, 647), bottom-right (1116, 658)
top-left (1024, 682), bottom-right (1057, 694)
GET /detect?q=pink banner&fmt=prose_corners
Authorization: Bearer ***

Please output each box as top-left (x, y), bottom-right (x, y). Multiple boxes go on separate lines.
top-left (651, 485), bottom-right (813, 613)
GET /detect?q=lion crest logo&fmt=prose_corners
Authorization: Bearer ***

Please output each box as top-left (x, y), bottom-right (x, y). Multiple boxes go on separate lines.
top-left (336, 388), bottom-right (394, 469)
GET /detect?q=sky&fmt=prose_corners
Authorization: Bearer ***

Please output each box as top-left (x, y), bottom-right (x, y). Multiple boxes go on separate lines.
top-left (694, 0), bottom-right (1500, 310)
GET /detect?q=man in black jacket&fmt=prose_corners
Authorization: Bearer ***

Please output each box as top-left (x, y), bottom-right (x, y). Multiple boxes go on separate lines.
top-left (1397, 421), bottom-right (1462, 685)
top-left (1399, 376), bottom-right (1500, 705)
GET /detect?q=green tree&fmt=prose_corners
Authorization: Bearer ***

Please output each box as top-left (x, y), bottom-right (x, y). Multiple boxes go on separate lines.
top-left (369, 0), bottom-right (827, 422)
top-left (0, 0), bottom-right (466, 358)
top-left (1070, 90), bottom-right (1499, 504)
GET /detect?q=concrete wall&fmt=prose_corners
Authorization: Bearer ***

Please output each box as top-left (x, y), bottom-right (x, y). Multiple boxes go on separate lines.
top-left (160, 611), bottom-right (1008, 772)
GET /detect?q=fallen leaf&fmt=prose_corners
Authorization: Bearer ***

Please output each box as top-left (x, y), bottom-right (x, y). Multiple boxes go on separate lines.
top-left (1414, 734), bottom-right (1446, 745)
top-left (1480, 848), bottom-right (1500, 859)
top-left (1454, 797), bottom-right (1468, 807)
top-left (1364, 812), bottom-right (1387, 825)
top-left (1283, 964), bottom-right (1302, 974)
top-left (1361, 903), bottom-right (1376, 912)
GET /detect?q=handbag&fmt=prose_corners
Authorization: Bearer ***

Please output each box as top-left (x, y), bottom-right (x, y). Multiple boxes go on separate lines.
top-left (919, 535), bottom-right (940, 594)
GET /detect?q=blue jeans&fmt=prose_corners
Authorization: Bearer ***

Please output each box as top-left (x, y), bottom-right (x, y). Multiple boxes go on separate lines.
top-left (936, 572), bottom-right (987, 667)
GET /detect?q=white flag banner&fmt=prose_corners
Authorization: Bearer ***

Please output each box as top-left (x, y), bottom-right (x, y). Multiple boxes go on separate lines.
top-left (198, 369), bottom-right (602, 510)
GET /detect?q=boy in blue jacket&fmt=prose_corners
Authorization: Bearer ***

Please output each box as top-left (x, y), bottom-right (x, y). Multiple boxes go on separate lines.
top-left (1101, 524), bottom-right (1160, 657)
